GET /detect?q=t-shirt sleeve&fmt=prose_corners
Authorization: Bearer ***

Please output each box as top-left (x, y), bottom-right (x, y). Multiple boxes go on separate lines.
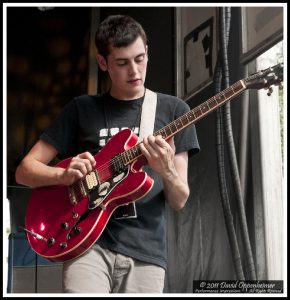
top-left (173, 100), bottom-right (200, 158)
top-left (40, 98), bottom-right (78, 159)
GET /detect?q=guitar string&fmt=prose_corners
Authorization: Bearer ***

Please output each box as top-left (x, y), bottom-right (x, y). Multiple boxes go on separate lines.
top-left (95, 81), bottom-right (244, 171)
top-left (71, 79), bottom-right (250, 194)
top-left (73, 79), bottom-right (246, 192)
top-left (100, 68), bottom-right (278, 177)
top-left (86, 80), bottom-right (245, 180)
top-left (71, 67), bottom-right (280, 193)
top-left (86, 64), bottom-right (281, 181)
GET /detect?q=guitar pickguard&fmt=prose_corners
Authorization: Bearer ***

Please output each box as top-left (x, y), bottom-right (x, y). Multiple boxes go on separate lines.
top-left (88, 167), bottom-right (129, 210)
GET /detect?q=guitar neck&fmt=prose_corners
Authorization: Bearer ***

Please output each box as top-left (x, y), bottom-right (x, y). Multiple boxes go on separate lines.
top-left (121, 79), bottom-right (247, 166)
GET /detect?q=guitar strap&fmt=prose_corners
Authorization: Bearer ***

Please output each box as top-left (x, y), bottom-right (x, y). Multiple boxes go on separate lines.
top-left (113, 88), bottom-right (157, 220)
top-left (138, 88), bottom-right (157, 141)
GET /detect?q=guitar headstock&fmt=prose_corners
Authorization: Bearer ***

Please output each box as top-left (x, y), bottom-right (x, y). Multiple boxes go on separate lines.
top-left (244, 63), bottom-right (283, 92)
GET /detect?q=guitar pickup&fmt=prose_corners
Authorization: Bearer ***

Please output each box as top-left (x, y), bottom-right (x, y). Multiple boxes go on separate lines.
top-left (84, 170), bottom-right (99, 191)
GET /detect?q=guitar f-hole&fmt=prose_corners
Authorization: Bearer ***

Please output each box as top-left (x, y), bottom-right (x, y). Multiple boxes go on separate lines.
top-left (64, 210), bottom-right (90, 241)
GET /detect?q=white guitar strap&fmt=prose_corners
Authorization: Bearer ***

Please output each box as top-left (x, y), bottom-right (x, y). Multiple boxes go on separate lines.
top-left (138, 88), bottom-right (157, 141)
top-left (114, 89), bottom-right (157, 220)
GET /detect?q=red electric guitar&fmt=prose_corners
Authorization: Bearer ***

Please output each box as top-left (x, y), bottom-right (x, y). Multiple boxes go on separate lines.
top-left (23, 63), bottom-right (283, 262)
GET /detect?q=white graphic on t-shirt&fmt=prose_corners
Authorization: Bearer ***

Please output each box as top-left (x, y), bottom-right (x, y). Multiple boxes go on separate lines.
top-left (99, 127), bottom-right (139, 147)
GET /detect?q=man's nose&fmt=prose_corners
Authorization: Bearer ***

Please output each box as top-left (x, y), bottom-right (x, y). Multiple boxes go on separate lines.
top-left (128, 61), bottom-right (138, 75)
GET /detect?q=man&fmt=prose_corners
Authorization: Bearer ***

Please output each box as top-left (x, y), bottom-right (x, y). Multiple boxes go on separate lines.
top-left (15, 15), bottom-right (200, 293)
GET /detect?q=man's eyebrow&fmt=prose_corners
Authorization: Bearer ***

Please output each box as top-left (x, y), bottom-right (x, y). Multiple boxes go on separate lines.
top-left (115, 53), bottom-right (145, 62)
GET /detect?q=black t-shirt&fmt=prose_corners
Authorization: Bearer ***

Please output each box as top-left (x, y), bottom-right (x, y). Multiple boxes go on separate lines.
top-left (40, 91), bottom-right (200, 269)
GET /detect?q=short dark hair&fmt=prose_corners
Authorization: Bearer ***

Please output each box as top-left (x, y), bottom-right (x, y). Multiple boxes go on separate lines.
top-left (95, 15), bottom-right (147, 58)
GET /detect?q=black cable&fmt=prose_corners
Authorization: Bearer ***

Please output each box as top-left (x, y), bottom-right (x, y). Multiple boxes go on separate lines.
top-left (214, 8), bottom-right (245, 280)
top-left (221, 7), bottom-right (257, 280)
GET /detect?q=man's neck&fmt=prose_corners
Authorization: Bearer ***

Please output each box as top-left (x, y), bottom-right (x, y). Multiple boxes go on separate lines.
top-left (109, 87), bottom-right (145, 101)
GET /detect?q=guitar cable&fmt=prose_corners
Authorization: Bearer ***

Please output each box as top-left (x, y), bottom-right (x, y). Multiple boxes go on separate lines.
top-left (214, 39), bottom-right (245, 280)
top-left (216, 7), bottom-right (257, 280)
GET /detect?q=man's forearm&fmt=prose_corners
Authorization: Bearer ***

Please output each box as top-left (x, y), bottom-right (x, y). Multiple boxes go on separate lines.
top-left (15, 158), bottom-right (65, 188)
top-left (163, 171), bottom-right (190, 211)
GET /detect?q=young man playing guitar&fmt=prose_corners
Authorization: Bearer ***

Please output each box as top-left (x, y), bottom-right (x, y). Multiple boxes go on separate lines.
top-left (15, 15), bottom-right (200, 293)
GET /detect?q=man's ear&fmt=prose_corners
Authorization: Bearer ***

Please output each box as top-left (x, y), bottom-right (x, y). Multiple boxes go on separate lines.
top-left (96, 53), bottom-right (108, 71)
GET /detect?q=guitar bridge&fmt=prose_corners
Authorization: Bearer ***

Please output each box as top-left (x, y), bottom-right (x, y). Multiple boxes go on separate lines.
top-left (68, 170), bottom-right (100, 205)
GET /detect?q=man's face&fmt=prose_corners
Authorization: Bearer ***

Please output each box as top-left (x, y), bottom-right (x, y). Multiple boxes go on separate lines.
top-left (101, 36), bottom-right (148, 99)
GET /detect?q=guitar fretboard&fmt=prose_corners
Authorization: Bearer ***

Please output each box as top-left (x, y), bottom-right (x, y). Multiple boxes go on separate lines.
top-left (117, 79), bottom-right (246, 167)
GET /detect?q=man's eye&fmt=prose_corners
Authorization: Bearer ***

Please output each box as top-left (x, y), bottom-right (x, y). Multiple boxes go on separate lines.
top-left (117, 62), bottom-right (127, 66)
top-left (136, 56), bottom-right (144, 63)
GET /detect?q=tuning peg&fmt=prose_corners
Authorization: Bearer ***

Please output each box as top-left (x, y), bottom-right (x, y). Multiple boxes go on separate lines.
top-left (267, 87), bottom-right (273, 96)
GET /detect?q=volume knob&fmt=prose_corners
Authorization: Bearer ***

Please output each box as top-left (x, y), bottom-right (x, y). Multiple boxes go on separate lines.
top-left (60, 242), bottom-right (67, 249)
top-left (74, 227), bottom-right (82, 234)
top-left (47, 237), bottom-right (55, 245)
top-left (61, 222), bottom-right (69, 229)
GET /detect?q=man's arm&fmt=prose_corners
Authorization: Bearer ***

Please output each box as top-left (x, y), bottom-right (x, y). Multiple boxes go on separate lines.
top-left (162, 151), bottom-right (189, 210)
top-left (15, 139), bottom-right (96, 188)
top-left (139, 135), bottom-right (190, 211)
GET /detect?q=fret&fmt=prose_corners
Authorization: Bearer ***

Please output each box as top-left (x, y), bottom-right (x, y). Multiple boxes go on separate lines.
top-left (217, 95), bottom-right (223, 103)
top-left (158, 128), bottom-right (168, 139)
top-left (133, 146), bottom-right (140, 157)
top-left (233, 81), bottom-right (243, 92)
top-left (208, 99), bottom-right (214, 109)
top-left (123, 152), bottom-right (129, 164)
top-left (185, 113), bottom-right (191, 123)
top-left (123, 146), bottom-right (140, 164)
top-left (158, 127), bottom-right (166, 138)
top-left (120, 152), bottom-right (128, 165)
top-left (213, 96), bottom-right (219, 105)
top-left (155, 129), bottom-right (161, 137)
top-left (194, 108), bottom-right (202, 118)
top-left (131, 148), bottom-right (137, 159)
top-left (165, 127), bottom-right (171, 136)
top-left (200, 105), bottom-right (207, 114)
top-left (164, 127), bottom-right (171, 137)
top-left (121, 79), bottom-right (248, 168)
top-left (128, 149), bottom-right (133, 161)
top-left (191, 110), bottom-right (196, 119)
top-left (201, 104), bottom-right (208, 115)
top-left (206, 101), bottom-right (211, 110)
top-left (181, 115), bottom-right (189, 126)
top-left (128, 149), bottom-right (133, 160)
top-left (224, 88), bottom-right (234, 99)
top-left (172, 121), bottom-right (178, 131)
top-left (112, 155), bottom-right (125, 174)
top-left (175, 119), bottom-right (183, 130)
top-left (123, 150), bottom-right (131, 164)
top-left (156, 126), bottom-right (164, 137)
top-left (230, 85), bottom-right (236, 94)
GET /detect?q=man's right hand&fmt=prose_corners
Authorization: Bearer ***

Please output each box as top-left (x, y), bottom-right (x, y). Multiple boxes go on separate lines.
top-left (60, 151), bottom-right (96, 186)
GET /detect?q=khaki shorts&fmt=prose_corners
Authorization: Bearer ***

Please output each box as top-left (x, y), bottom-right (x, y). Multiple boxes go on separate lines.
top-left (62, 243), bottom-right (165, 293)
